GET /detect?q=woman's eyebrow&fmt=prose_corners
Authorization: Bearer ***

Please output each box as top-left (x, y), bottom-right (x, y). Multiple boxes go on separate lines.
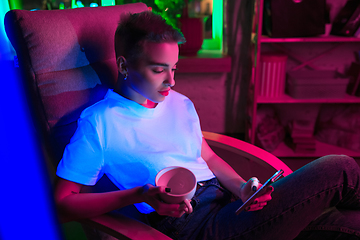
top-left (147, 61), bottom-right (178, 67)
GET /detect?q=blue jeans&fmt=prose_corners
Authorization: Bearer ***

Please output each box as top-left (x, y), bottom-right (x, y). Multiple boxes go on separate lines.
top-left (146, 155), bottom-right (360, 240)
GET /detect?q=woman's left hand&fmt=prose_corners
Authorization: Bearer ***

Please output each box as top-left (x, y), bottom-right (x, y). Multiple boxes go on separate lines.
top-left (141, 184), bottom-right (193, 217)
top-left (239, 177), bottom-right (274, 211)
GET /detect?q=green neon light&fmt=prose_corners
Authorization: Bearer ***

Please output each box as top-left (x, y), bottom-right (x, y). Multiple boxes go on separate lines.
top-left (2, 0), bottom-right (15, 60)
top-left (202, 0), bottom-right (223, 51)
top-left (101, 0), bottom-right (115, 6)
top-left (8, 0), bottom-right (22, 10)
top-left (71, 0), bottom-right (85, 8)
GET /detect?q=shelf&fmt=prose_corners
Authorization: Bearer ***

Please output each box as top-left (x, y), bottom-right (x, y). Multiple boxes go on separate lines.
top-left (177, 50), bottom-right (232, 73)
top-left (257, 93), bottom-right (360, 104)
top-left (247, 0), bottom-right (360, 154)
top-left (271, 140), bottom-right (360, 158)
top-left (258, 35), bottom-right (360, 43)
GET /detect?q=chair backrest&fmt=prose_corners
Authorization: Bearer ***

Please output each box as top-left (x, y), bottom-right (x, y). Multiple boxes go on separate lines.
top-left (5, 3), bottom-right (148, 168)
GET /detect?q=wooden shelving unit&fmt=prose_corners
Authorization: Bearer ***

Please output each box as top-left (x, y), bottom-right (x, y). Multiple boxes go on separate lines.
top-left (272, 141), bottom-right (360, 158)
top-left (257, 93), bottom-right (360, 104)
top-left (247, 0), bottom-right (360, 158)
top-left (259, 36), bottom-right (360, 43)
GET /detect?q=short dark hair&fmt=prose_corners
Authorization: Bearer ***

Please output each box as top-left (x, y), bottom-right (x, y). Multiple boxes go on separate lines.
top-left (114, 11), bottom-right (186, 65)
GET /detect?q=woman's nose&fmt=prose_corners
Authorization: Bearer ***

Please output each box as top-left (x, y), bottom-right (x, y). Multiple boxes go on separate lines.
top-left (164, 71), bottom-right (175, 87)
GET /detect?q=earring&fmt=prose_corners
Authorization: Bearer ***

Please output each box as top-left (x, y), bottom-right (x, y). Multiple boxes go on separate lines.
top-left (123, 73), bottom-right (128, 80)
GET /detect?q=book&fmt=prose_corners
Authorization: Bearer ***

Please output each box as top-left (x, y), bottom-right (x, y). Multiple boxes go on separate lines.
top-left (288, 119), bottom-right (315, 138)
top-left (287, 119), bottom-right (316, 152)
top-left (286, 136), bottom-right (316, 153)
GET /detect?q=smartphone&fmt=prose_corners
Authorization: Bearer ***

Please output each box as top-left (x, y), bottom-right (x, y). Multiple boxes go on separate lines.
top-left (235, 169), bottom-right (284, 215)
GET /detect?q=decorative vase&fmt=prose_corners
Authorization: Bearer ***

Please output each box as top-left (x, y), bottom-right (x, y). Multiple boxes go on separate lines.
top-left (178, 0), bottom-right (204, 56)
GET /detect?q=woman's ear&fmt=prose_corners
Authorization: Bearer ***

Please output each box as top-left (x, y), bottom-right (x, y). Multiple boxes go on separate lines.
top-left (116, 56), bottom-right (128, 76)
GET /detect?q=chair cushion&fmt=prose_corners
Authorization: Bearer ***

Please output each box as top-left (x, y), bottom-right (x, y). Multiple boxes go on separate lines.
top-left (5, 3), bottom-right (148, 163)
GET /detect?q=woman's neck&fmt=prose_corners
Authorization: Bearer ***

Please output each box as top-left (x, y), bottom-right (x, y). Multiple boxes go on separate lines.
top-left (114, 81), bottom-right (157, 108)
top-left (141, 99), bottom-right (157, 108)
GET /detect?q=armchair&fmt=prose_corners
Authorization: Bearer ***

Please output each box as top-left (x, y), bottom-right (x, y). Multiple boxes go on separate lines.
top-left (4, 3), bottom-right (292, 239)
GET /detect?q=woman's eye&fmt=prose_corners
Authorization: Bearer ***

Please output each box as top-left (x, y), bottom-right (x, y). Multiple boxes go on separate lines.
top-left (151, 67), bottom-right (177, 73)
top-left (152, 68), bottom-right (164, 73)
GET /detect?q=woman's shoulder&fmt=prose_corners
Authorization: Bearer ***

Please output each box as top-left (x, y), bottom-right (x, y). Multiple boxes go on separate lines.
top-left (79, 89), bottom-right (116, 120)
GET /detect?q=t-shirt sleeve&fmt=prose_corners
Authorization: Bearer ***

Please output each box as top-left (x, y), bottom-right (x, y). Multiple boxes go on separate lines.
top-left (56, 116), bottom-right (104, 185)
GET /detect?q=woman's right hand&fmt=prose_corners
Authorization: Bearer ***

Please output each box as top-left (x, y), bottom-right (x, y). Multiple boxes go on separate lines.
top-left (141, 184), bottom-right (193, 217)
top-left (239, 177), bottom-right (274, 211)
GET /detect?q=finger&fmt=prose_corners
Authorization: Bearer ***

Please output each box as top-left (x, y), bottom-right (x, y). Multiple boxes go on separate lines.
top-left (264, 185), bottom-right (274, 194)
top-left (147, 185), bottom-right (171, 196)
top-left (174, 210), bottom-right (186, 218)
top-left (250, 177), bottom-right (260, 191)
top-left (248, 203), bottom-right (267, 211)
top-left (143, 184), bottom-right (159, 196)
top-left (256, 186), bottom-right (274, 202)
top-left (156, 186), bottom-right (168, 194)
top-left (166, 204), bottom-right (188, 218)
top-left (255, 194), bottom-right (272, 203)
top-left (254, 185), bottom-right (274, 199)
top-left (157, 203), bottom-right (181, 216)
top-left (142, 184), bottom-right (151, 194)
top-left (175, 210), bottom-right (185, 218)
top-left (183, 199), bottom-right (193, 214)
top-left (245, 177), bottom-right (259, 191)
top-left (241, 177), bottom-right (261, 200)
top-left (246, 202), bottom-right (267, 211)
top-left (268, 185), bottom-right (274, 192)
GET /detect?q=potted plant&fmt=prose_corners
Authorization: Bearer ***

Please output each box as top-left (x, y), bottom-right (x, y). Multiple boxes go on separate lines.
top-left (146, 0), bottom-right (204, 56)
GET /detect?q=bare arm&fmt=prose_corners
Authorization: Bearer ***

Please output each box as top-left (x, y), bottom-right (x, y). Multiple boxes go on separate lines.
top-left (54, 178), bottom-right (143, 222)
top-left (54, 178), bottom-right (191, 223)
top-left (201, 137), bottom-right (273, 210)
top-left (201, 137), bottom-right (246, 197)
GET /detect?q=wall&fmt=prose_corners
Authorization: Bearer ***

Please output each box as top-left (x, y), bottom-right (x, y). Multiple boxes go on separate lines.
top-left (174, 0), bottom-right (254, 135)
top-left (174, 73), bottom-right (227, 133)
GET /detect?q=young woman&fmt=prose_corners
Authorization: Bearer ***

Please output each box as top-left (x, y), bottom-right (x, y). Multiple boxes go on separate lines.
top-left (55, 11), bottom-right (360, 240)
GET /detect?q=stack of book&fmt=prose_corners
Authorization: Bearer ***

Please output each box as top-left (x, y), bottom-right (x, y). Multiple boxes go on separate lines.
top-left (288, 119), bottom-right (316, 153)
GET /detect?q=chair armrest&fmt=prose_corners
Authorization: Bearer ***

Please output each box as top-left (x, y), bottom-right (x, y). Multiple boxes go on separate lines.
top-left (81, 213), bottom-right (172, 240)
top-left (202, 131), bottom-right (293, 177)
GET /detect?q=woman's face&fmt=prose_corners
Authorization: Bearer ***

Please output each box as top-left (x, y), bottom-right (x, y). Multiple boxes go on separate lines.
top-left (125, 41), bottom-right (179, 105)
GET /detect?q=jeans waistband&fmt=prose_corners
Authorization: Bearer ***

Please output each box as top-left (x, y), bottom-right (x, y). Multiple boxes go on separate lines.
top-left (196, 177), bottom-right (218, 191)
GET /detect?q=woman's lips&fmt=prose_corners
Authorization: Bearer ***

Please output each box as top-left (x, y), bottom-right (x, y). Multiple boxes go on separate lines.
top-left (159, 90), bottom-right (170, 96)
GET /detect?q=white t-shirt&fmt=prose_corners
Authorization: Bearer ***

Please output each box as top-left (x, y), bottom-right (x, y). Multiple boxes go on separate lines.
top-left (56, 89), bottom-right (215, 213)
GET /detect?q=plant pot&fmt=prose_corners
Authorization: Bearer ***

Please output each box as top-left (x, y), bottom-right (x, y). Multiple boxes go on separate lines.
top-left (179, 17), bottom-right (204, 56)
